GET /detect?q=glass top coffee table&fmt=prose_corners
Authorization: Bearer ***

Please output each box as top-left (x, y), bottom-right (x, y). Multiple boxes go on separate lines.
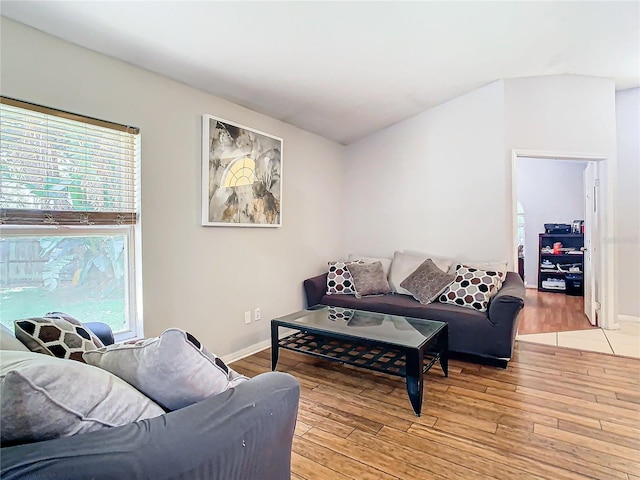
top-left (271, 306), bottom-right (448, 416)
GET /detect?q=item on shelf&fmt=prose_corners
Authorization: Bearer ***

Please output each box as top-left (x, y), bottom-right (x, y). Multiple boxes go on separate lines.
top-left (553, 242), bottom-right (563, 254)
top-left (572, 220), bottom-right (584, 234)
top-left (544, 223), bottom-right (571, 234)
top-left (542, 278), bottom-right (566, 290)
top-left (565, 273), bottom-right (584, 296)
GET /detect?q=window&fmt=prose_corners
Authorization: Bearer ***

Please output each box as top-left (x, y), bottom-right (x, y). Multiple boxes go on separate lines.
top-left (0, 97), bottom-right (141, 340)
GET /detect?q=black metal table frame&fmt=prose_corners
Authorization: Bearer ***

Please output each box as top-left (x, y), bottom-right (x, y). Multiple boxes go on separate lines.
top-left (271, 317), bottom-right (448, 417)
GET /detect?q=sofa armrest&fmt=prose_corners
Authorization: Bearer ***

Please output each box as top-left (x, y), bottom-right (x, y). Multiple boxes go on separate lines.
top-left (0, 372), bottom-right (300, 480)
top-left (488, 272), bottom-right (525, 327)
top-left (85, 322), bottom-right (115, 346)
top-left (303, 273), bottom-right (328, 307)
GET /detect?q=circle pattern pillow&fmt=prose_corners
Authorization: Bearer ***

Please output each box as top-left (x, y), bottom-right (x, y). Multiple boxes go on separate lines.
top-left (326, 260), bottom-right (363, 295)
top-left (438, 265), bottom-right (503, 312)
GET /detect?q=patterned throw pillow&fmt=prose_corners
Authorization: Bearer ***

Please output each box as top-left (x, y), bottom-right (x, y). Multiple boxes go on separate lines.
top-left (347, 261), bottom-right (392, 298)
top-left (83, 328), bottom-right (249, 411)
top-left (1, 351), bottom-right (164, 446)
top-left (438, 265), bottom-right (503, 312)
top-left (14, 316), bottom-right (101, 362)
top-left (400, 259), bottom-right (456, 305)
top-left (326, 260), bottom-right (363, 295)
top-left (45, 312), bottom-right (104, 349)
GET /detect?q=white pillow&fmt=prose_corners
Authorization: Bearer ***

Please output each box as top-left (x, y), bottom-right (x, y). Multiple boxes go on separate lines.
top-left (446, 260), bottom-right (508, 274)
top-left (347, 254), bottom-right (392, 278)
top-left (1, 350), bottom-right (164, 445)
top-left (83, 328), bottom-right (249, 411)
top-left (0, 324), bottom-right (29, 352)
top-left (402, 250), bottom-right (455, 272)
top-left (388, 251), bottom-right (452, 295)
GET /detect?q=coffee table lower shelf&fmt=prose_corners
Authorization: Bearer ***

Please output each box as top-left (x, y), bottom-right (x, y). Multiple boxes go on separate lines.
top-left (278, 331), bottom-right (442, 378)
top-left (273, 329), bottom-right (448, 416)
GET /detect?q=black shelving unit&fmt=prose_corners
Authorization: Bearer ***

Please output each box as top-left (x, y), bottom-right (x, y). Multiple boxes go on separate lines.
top-left (538, 233), bottom-right (584, 294)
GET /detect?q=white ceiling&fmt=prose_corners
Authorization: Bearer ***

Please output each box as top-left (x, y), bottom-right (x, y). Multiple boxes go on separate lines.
top-left (1, 1), bottom-right (638, 144)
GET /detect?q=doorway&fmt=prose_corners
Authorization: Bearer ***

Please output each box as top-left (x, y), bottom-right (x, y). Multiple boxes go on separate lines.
top-left (514, 156), bottom-right (594, 333)
top-left (510, 150), bottom-right (618, 352)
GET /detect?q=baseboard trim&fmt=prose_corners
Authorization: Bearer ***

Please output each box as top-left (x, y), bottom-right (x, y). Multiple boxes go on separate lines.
top-left (222, 339), bottom-right (271, 365)
top-left (618, 314), bottom-right (640, 323)
top-left (222, 330), bottom-right (295, 365)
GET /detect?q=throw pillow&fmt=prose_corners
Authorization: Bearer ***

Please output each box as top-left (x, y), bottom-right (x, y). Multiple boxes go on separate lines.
top-left (0, 350), bottom-right (164, 446)
top-left (14, 316), bottom-right (101, 362)
top-left (400, 259), bottom-right (456, 305)
top-left (326, 260), bottom-right (362, 295)
top-left (347, 254), bottom-right (393, 278)
top-left (83, 328), bottom-right (249, 411)
top-left (0, 324), bottom-right (29, 352)
top-left (447, 260), bottom-right (508, 275)
top-left (438, 265), bottom-right (503, 312)
top-left (403, 250), bottom-right (455, 273)
top-left (45, 312), bottom-right (104, 349)
top-left (347, 261), bottom-right (392, 298)
top-left (388, 251), bottom-right (452, 295)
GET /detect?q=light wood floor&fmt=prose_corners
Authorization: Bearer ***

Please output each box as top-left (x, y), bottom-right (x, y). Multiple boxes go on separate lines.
top-left (232, 343), bottom-right (640, 480)
top-left (518, 289), bottom-right (596, 335)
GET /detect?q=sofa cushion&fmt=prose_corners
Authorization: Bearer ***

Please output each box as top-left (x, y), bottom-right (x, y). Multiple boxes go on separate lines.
top-left (438, 265), bottom-right (503, 312)
top-left (400, 259), bottom-right (455, 304)
top-left (83, 328), bottom-right (249, 411)
top-left (389, 251), bottom-right (452, 295)
top-left (347, 261), bottom-right (392, 298)
top-left (14, 316), bottom-right (101, 362)
top-left (326, 260), bottom-right (362, 295)
top-left (0, 350), bottom-right (164, 446)
top-left (1, 324), bottom-right (29, 352)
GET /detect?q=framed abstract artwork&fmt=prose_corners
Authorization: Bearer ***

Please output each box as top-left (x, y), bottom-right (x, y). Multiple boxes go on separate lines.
top-left (201, 115), bottom-right (283, 227)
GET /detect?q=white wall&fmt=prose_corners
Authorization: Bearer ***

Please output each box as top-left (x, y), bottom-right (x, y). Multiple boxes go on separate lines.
top-left (505, 75), bottom-right (618, 327)
top-left (504, 75), bottom-right (617, 155)
top-left (344, 80), bottom-right (506, 262)
top-left (516, 158), bottom-right (586, 287)
top-left (615, 88), bottom-right (640, 318)
top-left (0, 18), bottom-right (346, 356)
top-left (344, 74), bottom-right (619, 326)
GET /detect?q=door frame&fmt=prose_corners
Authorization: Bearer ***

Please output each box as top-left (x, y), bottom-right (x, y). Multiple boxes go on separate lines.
top-left (510, 149), bottom-right (618, 330)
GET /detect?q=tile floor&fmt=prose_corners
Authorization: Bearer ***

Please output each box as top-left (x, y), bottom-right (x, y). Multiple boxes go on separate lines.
top-left (516, 319), bottom-right (640, 358)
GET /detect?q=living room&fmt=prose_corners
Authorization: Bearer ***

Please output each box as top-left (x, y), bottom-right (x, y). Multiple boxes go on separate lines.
top-left (1, 2), bottom-right (639, 479)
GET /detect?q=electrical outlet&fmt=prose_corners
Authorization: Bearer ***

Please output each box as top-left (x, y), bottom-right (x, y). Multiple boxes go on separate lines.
top-left (254, 308), bottom-right (261, 321)
top-left (244, 311), bottom-right (251, 325)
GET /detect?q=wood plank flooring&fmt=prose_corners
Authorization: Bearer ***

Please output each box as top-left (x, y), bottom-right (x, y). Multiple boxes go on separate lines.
top-left (518, 289), bottom-right (596, 334)
top-left (232, 342), bottom-right (640, 480)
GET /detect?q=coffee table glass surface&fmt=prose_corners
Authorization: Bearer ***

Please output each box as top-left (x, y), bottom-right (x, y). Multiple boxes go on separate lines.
top-left (274, 306), bottom-right (445, 349)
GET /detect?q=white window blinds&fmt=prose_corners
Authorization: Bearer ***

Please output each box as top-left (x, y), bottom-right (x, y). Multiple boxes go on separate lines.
top-left (0, 97), bottom-right (140, 226)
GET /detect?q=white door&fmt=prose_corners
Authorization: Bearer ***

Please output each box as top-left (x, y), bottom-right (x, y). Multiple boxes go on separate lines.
top-left (583, 162), bottom-right (598, 326)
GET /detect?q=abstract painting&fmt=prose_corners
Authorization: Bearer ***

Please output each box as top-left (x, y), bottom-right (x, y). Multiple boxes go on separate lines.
top-left (202, 115), bottom-right (282, 227)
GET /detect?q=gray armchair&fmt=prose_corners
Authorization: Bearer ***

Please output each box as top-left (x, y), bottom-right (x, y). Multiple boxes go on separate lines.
top-left (1, 323), bottom-right (300, 480)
